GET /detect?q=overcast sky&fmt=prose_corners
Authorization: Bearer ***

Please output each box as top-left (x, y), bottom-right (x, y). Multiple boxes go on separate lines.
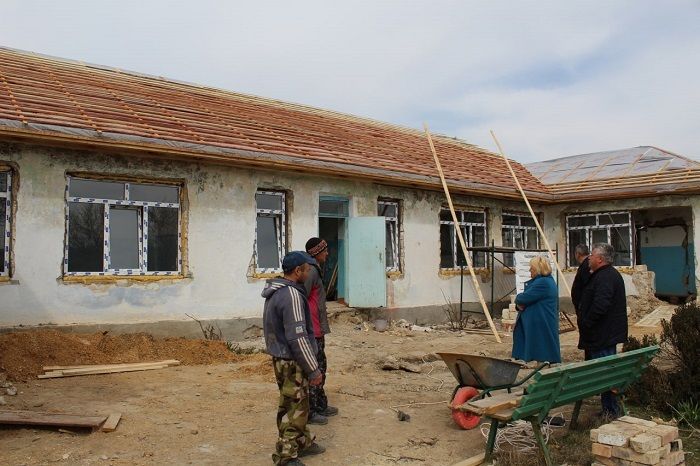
top-left (2, 1), bottom-right (699, 163)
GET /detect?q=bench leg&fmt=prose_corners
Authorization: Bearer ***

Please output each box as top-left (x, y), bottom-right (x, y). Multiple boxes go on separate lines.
top-left (530, 419), bottom-right (553, 466)
top-left (570, 399), bottom-right (583, 430)
top-left (484, 418), bottom-right (499, 463)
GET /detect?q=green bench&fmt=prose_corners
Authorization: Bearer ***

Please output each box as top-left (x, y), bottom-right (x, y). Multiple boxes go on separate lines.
top-left (471, 346), bottom-right (660, 465)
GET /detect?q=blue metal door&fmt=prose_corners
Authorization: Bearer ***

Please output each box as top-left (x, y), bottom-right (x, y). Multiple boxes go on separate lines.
top-left (347, 217), bottom-right (386, 308)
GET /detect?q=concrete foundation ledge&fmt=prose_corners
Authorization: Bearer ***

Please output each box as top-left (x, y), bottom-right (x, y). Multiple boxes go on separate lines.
top-left (0, 317), bottom-right (264, 341)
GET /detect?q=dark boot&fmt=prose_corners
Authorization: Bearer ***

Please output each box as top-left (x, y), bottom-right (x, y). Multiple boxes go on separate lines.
top-left (299, 442), bottom-right (326, 457)
top-left (307, 412), bottom-right (328, 425)
top-left (321, 406), bottom-right (339, 416)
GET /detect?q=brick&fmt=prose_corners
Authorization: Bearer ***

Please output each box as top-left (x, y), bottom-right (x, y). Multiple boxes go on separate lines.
top-left (593, 422), bottom-right (645, 446)
top-left (618, 416), bottom-right (659, 428)
top-left (648, 424), bottom-right (679, 444)
top-left (612, 445), bottom-right (667, 465)
top-left (630, 432), bottom-right (662, 453)
top-left (617, 460), bottom-right (648, 466)
top-left (592, 442), bottom-right (613, 458)
top-left (659, 450), bottom-right (685, 466)
top-left (669, 438), bottom-right (683, 452)
top-left (593, 455), bottom-right (618, 466)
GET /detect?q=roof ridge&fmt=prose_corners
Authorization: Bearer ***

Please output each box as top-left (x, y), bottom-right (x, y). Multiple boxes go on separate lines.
top-left (0, 46), bottom-right (498, 157)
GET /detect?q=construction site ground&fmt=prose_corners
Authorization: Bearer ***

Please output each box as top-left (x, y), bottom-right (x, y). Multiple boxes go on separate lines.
top-left (0, 320), bottom-right (664, 466)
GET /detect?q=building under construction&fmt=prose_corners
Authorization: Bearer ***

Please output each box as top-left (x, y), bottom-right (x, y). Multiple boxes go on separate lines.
top-left (0, 47), bottom-right (698, 335)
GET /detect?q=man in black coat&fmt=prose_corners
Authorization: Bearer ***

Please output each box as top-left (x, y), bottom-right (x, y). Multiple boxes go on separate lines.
top-left (577, 243), bottom-right (628, 417)
top-left (571, 244), bottom-right (591, 314)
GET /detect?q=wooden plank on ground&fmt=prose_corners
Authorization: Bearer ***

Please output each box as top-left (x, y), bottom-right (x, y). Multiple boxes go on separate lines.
top-left (0, 410), bottom-right (107, 429)
top-left (101, 412), bottom-right (121, 432)
top-left (453, 452), bottom-right (486, 466)
top-left (38, 360), bottom-right (180, 378)
top-left (38, 364), bottom-right (170, 379)
top-left (43, 360), bottom-right (180, 371)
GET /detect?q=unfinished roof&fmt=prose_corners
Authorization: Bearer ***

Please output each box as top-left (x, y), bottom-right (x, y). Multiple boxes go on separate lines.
top-left (527, 146), bottom-right (700, 200)
top-left (0, 47), bottom-right (546, 201)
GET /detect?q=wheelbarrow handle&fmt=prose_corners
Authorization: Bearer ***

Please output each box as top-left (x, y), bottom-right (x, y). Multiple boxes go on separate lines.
top-left (511, 362), bottom-right (550, 387)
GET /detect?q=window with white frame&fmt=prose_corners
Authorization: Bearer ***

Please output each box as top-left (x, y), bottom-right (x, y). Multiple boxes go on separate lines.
top-left (501, 213), bottom-right (540, 267)
top-left (65, 177), bottom-right (181, 276)
top-left (566, 212), bottom-right (632, 267)
top-left (0, 170), bottom-right (12, 277)
top-left (255, 190), bottom-right (286, 272)
top-left (439, 208), bottom-right (487, 269)
top-left (378, 199), bottom-right (400, 272)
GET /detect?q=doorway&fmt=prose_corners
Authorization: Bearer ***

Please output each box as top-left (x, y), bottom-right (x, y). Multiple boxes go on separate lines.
top-left (318, 196), bottom-right (348, 302)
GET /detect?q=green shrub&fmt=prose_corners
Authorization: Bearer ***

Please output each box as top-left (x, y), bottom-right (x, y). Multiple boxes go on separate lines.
top-left (623, 334), bottom-right (672, 411)
top-left (661, 302), bottom-right (700, 405)
top-left (672, 399), bottom-right (700, 428)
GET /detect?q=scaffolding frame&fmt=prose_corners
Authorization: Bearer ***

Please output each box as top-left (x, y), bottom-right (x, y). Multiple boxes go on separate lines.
top-left (457, 241), bottom-right (576, 333)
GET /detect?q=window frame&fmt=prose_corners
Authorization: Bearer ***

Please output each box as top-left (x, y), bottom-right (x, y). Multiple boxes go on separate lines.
top-left (501, 212), bottom-right (540, 266)
top-left (0, 169), bottom-right (12, 277)
top-left (378, 198), bottom-right (401, 272)
top-left (254, 189), bottom-right (287, 273)
top-left (565, 211), bottom-right (633, 267)
top-left (439, 207), bottom-right (487, 269)
top-left (64, 176), bottom-right (182, 277)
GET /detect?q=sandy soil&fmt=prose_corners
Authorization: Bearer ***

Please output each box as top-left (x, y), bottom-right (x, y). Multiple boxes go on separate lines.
top-left (0, 323), bottom-right (657, 466)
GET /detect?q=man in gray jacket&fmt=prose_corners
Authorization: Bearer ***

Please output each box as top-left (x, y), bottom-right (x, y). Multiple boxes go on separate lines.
top-left (263, 251), bottom-right (325, 466)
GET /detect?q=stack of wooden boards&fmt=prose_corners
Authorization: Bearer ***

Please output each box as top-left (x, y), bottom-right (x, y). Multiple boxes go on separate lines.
top-left (38, 359), bottom-right (180, 378)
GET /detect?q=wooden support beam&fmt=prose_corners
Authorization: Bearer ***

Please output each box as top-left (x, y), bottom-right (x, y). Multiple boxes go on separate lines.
top-left (424, 124), bottom-right (501, 343)
top-left (489, 131), bottom-right (576, 331)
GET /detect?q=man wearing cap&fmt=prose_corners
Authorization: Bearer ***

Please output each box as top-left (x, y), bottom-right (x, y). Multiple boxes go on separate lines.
top-left (304, 238), bottom-right (339, 425)
top-left (263, 251), bottom-right (325, 466)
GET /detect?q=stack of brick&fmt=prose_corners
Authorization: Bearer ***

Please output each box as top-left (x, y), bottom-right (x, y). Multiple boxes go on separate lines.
top-left (501, 295), bottom-right (517, 332)
top-left (591, 416), bottom-right (684, 466)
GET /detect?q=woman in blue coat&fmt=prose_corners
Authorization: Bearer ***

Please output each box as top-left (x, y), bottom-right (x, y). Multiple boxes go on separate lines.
top-left (512, 256), bottom-right (561, 363)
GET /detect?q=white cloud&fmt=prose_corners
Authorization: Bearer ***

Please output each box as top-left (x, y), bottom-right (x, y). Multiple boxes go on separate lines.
top-left (0, 0), bottom-right (698, 162)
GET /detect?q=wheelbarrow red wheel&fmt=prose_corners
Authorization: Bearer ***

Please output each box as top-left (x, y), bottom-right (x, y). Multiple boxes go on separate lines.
top-left (451, 386), bottom-right (481, 430)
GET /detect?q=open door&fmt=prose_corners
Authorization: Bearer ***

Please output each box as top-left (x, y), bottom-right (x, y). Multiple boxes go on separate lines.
top-left (347, 217), bottom-right (386, 308)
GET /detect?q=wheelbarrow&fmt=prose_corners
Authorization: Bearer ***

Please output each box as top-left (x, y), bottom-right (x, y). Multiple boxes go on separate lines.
top-left (437, 352), bottom-right (548, 429)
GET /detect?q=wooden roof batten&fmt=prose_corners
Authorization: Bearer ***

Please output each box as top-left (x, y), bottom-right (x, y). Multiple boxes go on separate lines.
top-left (0, 46), bottom-right (550, 202)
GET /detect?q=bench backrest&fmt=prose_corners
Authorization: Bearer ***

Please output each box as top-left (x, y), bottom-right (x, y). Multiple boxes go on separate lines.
top-left (512, 346), bottom-right (660, 422)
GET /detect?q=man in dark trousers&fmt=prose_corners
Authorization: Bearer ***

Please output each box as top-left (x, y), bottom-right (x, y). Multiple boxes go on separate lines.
top-left (304, 237), bottom-right (339, 425)
top-left (571, 243), bottom-right (591, 313)
top-left (263, 251), bottom-right (325, 466)
top-left (577, 243), bottom-right (628, 418)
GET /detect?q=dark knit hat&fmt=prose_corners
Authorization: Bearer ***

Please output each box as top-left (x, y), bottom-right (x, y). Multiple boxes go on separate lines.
top-left (305, 237), bottom-right (328, 257)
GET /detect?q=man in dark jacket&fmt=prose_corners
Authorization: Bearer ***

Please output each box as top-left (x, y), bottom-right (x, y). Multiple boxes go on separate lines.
top-left (577, 243), bottom-right (628, 417)
top-left (304, 237), bottom-right (338, 424)
top-left (571, 243), bottom-right (591, 313)
top-left (263, 251), bottom-right (325, 466)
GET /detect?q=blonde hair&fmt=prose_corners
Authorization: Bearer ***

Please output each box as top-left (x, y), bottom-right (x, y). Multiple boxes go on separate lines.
top-left (530, 256), bottom-right (552, 276)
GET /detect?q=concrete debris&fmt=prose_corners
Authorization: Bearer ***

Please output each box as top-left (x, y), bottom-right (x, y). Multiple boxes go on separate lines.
top-left (379, 356), bottom-right (422, 373)
top-left (0, 396), bottom-right (5, 406)
top-left (5, 386), bottom-right (17, 396)
top-left (228, 338), bottom-right (266, 354)
top-left (397, 410), bottom-right (411, 422)
top-left (408, 436), bottom-right (438, 446)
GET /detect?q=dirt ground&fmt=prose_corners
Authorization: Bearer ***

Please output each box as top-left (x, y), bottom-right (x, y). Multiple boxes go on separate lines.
top-left (0, 322), bottom-right (663, 466)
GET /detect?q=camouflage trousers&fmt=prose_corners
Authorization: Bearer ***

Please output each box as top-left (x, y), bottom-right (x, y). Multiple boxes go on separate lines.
top-left (272, 358), bottom-right (314, 465)
top-left (309, 336), bottom-right (328, 414)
